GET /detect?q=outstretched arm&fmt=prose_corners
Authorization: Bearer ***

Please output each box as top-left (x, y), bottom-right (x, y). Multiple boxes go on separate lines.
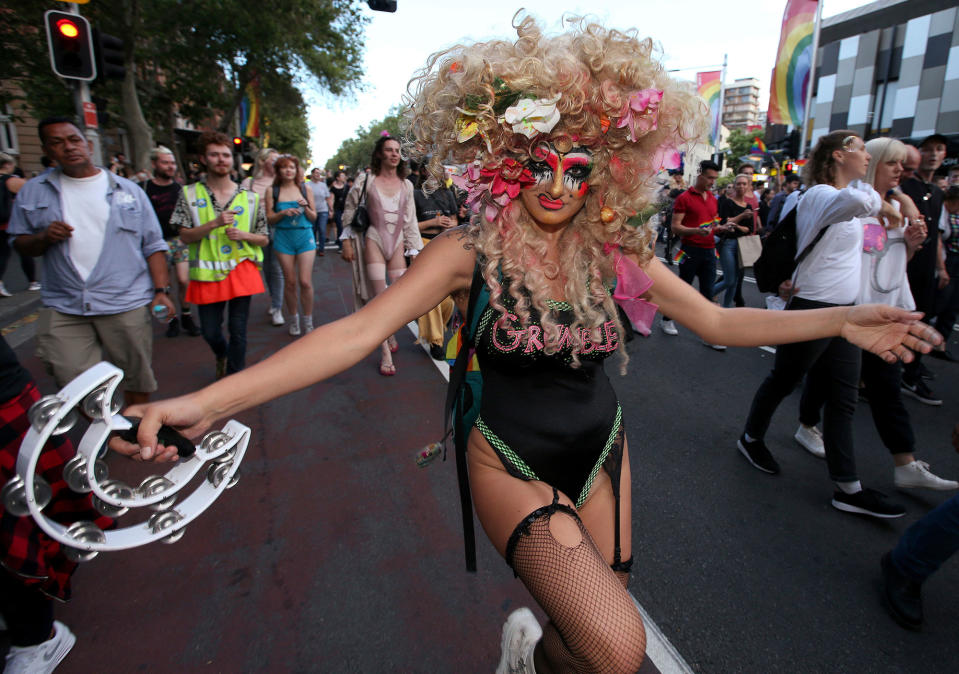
top-left (642, 256), bottom-right (940, 359)
top-left (126, 229), bottom-right (476, 459)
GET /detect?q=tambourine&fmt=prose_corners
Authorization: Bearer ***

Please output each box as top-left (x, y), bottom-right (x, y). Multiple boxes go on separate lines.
top-left (1, 362), bottom-right (250, 562)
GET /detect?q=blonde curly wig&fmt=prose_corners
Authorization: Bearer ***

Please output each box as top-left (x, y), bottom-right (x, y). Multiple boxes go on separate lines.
top-left (406, 13), bottom-right (707, 368)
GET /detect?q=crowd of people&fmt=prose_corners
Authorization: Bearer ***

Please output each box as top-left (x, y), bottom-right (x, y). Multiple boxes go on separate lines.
top-left (1, 16), bottom-right (958, 672)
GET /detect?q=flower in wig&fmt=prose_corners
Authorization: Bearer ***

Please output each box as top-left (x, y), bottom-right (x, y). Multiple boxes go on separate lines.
top-left (615, 88), bottom-right (663, 141)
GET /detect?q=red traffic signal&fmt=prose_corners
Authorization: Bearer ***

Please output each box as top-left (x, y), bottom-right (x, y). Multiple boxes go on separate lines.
top-left (44, 10), bottom-right (95, 81)
top-left (232, 136), bottom-right (243, 148)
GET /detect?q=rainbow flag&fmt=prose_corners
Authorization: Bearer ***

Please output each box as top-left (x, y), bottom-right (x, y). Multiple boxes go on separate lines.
top-left (673, 250), bottom-right (687, 264)
top-left (697, 71), bottom-right (722, 147)
top-left (240, 78), bottom-right (261, 138)
top-left (750, 137), bottom-right (767, 155)
top-left (768, 0), bottom-right (818, 126)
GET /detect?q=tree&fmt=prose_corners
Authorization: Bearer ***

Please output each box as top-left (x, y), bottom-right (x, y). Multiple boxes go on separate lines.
top-left (724, 129), bottom-right (756, 170)
top-left (325, 106), bottom-right (405, 175)
top-left (0, 1), bottom-right (368, 170)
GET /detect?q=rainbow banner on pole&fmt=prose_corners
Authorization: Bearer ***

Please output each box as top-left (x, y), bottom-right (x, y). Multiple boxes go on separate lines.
top-left (768, 0), bottom-right (818, 126)
top-left (750, 137), bottom-right (767, 155)
top-left (240, 77), bottom-right (261, 138)
top-left (696, 71), bottom-right (722, 147)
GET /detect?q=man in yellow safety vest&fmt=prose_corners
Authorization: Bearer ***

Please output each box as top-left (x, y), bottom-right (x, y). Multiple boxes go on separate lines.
top-left (168, 131), bottom-right (269, 379)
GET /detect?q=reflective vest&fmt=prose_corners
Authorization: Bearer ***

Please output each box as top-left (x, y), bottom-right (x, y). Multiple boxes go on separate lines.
top-left (184, 183), bottom-right (263, 282)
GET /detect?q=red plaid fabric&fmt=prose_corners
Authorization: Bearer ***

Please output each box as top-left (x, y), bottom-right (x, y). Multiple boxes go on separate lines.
top-left (1, 382), bottom-right (114, 600)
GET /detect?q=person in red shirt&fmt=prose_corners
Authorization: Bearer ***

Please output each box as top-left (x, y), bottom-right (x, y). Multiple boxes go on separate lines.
top-left (661, 159), bottom-right (723, 347)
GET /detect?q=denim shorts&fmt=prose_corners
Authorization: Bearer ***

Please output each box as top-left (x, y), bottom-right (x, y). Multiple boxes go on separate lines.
top-left (273, 227), bottom-right (316, 255)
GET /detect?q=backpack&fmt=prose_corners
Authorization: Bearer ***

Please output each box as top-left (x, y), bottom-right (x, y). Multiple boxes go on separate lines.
top-left (443, 262), bottom-right (488, 572)
top-left (753, 195), bottom-right (831, 294)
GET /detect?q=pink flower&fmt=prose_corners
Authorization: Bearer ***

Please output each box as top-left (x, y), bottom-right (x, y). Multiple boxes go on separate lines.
top-left (615, 88), bottom-right (663, 141)
top-left (652, 145), bottom-right (682, 171)
top-left (453, 159), bottom-right (535, 221)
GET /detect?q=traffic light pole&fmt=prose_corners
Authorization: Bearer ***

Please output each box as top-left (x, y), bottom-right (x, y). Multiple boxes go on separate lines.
top-left (64, 4), bottom-right (103, 166)
top-left (72, 81), bottom-right (103, 166)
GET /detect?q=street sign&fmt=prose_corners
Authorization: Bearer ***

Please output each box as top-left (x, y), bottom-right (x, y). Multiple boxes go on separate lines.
top-left (82, 101), bottom-right (98, 129)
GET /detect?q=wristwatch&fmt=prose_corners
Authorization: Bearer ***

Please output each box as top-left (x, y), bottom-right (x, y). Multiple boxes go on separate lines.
top-left (154, 286), bottom-right (171, 295)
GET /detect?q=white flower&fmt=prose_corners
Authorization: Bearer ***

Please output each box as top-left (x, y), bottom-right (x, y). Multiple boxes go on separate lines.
top-left (501, 94), bottom-right (561, 139)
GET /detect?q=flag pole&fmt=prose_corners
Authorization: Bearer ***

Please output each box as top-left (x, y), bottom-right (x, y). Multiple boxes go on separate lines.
top-left (717, 53), bottom-right (727, 154)
top-left (799, 0), bottom-right (823, 158)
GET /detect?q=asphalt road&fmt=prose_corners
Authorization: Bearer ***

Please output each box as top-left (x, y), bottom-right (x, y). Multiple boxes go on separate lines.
top-left (3, 244), bottom-right (958, 672)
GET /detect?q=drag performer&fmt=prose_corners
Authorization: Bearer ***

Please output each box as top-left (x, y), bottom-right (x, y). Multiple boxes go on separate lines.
top-left (123, 16), bottom-right (941, 673)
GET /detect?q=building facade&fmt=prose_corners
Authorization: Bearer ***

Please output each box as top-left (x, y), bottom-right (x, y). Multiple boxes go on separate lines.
top-left (722, 77), bottom-right (762, 131)
top-left (807, 0), bottom-right (959, 149)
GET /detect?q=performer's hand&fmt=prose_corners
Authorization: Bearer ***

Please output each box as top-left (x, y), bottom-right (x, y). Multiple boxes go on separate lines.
top-left (840, 304), bottom-right (941, 364)
top-left (107, 434), bottom-right (180, 463)
top-left (341, 238), bottom-right (355, 262)
top-left (124, 394), bottom-right (214, 461)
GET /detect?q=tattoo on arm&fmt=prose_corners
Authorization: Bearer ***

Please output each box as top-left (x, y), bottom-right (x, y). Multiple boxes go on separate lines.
top-left (454, 225), bottom-right (474, 251)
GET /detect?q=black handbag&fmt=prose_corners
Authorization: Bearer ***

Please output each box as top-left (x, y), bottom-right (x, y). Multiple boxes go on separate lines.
top-left (350, 175), bottom-right (370, 234)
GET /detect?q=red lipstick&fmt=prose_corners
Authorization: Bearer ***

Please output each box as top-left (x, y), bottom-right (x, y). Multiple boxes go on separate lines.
top-left (538, 195), bottom-right (564, 210)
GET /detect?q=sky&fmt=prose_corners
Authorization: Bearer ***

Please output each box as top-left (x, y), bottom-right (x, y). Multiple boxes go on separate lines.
top-left (306, 0), bottom-right (874, 166)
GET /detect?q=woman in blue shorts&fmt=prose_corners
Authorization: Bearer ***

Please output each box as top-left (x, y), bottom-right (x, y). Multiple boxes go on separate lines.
top-left (266, 155), bottom-right (317, 336)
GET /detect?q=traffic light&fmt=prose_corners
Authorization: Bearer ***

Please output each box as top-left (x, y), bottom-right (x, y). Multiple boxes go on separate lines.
top-left (367, 0), bottom-right (397, 11)
top-left (93, 29), bottom-right (125, 81)
top-left (232, 136), bottom-right (243, 150)
top-left (44, 10), bottom-right (95, 81)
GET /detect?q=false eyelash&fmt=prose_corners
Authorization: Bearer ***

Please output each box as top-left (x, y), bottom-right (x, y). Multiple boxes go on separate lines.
top-left (527, 161), bottom-right (553, 182)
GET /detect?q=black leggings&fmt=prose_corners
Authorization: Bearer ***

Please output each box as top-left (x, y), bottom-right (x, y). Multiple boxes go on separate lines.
top-left (0, 231), bottom-right (37, 283)
top-left (0, 568), bottom-right (54, 647)
top-left (745, 297), bottom-right (861, 483)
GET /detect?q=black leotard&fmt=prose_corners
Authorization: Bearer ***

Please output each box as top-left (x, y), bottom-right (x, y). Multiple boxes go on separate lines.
top-left (473, 284), bottom-right (623, 507)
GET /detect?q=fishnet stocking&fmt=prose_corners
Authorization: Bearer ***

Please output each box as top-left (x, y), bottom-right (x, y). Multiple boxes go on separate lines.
top-left (508, 503), bottom-right (646, 674)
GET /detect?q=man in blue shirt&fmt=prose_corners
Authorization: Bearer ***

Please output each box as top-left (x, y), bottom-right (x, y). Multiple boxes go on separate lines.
top-left (8, 117), bottom-right (173, 404)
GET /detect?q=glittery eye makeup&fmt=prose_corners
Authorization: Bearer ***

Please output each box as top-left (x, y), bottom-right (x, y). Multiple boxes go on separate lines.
top-left (527, 143), bottom-right (593, 191)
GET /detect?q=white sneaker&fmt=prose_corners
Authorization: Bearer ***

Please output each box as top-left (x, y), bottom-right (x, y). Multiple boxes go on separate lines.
top-left (794, 424), bottom-right (825, 458)
top-left (496, 608), bottom-right (542, 674)
top-left (289, 314), bottom-right (300, 336)
top-left (270, 308), bottom-right (285, 326)
top-left (302, 315), bottom-right (314, 334)
top-left (894, 460), bottom-right (959, 491)
top-left (27, 282), bottom-right (41, 291)
top-left (701, 339), bottom-right (726, 351)
top-left (661, 319), bottom-right (678, 336)
top-left (4, 620), bottom-right (76, 673)
top-left (0, 282), bottom-right (11, 298)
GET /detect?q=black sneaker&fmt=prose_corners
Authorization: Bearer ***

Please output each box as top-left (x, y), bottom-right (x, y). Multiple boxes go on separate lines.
top-left (180, 312), bottom-right (201, 337)
top-left (165, 316), bottom-right (180, 338)
top-left (831, 487), bottom-right (905, 518)
top-left (737, 435), bottom-right (780, 474)
top-left (428, 343), bottom-right (445, 361)
top-left (901, 379), bottom-right (942, 406)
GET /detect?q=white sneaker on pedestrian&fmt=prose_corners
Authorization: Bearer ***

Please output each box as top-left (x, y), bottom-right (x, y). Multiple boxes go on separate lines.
top-left (496, 607), bottom-right (542, 674)
top-left (27, 282), bottom-right (41, 291)
top-left (661, 319), bottom-right (678, 336)
top-left (701, 339), bottom-right (726, 351)
top-left (0, 282), bottom-right (11, 298)
top-left (894, 460), bottom-right (959, 491)
top-left (4, 620), bottom-right (76, 673)
top-left (289, 314), bottom-right (300, 336)
top-left (794, 424), bottom-right (825, 458)
top-left (270, 308), bottom-right (285, 326)
top-left (303, 315), bottom-right (314, 334)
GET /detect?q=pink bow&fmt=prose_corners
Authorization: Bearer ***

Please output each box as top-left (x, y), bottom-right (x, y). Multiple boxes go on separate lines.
top-left (608, 247), bottom-right (658, 336)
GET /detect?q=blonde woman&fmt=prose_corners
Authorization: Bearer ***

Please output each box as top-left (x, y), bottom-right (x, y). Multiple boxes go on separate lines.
top-left (126, 19), bottom-right (939, 672)
top-left (241, 148), bottom-right (285, 325)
